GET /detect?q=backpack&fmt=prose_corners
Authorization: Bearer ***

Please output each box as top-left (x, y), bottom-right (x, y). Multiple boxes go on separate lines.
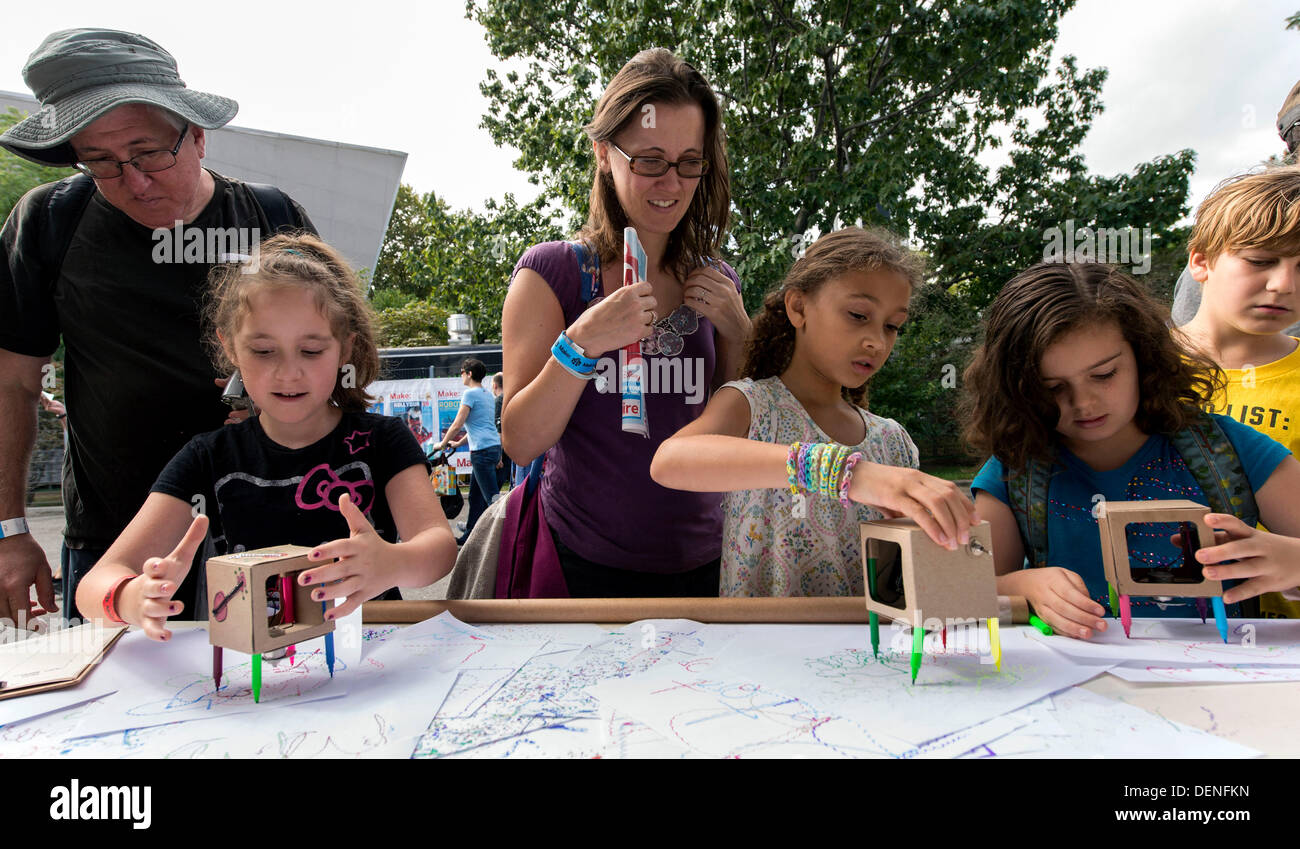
top-left (35, 172), bottom-right (302, 284)
top-left (1005, 411), bottom-right (1260, 615)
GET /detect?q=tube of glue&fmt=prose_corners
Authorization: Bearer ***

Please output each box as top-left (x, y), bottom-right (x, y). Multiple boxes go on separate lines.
top-left (621, 226), bottom-right (650, 438)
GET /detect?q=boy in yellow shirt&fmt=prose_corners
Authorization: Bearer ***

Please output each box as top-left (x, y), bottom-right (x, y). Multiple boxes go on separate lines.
top-left (1181, 166), bottom-right (1300, 617)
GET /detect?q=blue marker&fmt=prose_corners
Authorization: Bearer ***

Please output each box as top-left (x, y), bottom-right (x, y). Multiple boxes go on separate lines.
top-left (1211, 597), bottom-right (1229, 644)
top-left (323, 601), bottom-right (335, 677)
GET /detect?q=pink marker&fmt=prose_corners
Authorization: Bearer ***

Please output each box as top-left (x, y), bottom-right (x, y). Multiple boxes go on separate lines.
top-left (1119, 595), bottom-right (1133, 638)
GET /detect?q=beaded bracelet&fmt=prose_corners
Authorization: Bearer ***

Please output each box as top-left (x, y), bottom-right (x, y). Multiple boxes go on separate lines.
top-left (786, 442), bottom-right (803, 494)
top-left (827, 446), bottom-right (850, 499)
top-left (838, 451), bottom-right (864, 504)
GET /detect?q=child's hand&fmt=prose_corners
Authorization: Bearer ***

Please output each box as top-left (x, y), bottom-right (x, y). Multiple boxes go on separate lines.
top-left (300, 493), bottom-right (392, 619)
top-left (848, 462), bottom-right (977, 550)
top-left (123, 513), bottom-right (209, 642)
top-left (1195, 513), bottom-right (1300, 605)
top-left (998, 567), bottom-right (1107, 640)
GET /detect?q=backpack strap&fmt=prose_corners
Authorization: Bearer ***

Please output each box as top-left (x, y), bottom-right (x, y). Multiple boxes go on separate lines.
top-left (1169, 412), bottom-right (1259, 525)
top-left (567, 240), bottom-right (602, 305)
top-left (1004, 456), bottom-right (1053, 568)
top-left (37, 174), bottom-right (98, 286)
top-left (245, 181), bottom-right (300, 234)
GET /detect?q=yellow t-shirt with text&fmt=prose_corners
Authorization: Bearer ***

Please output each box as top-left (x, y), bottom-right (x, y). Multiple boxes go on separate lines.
top-left (1206, 337), bottom-right (1300, 617)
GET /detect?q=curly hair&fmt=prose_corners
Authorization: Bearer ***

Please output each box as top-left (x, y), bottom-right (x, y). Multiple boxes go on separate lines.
top-left (204, 233), bottom-right (380, 412)
top-left (577, 48), bottom-right (731, 279)
top-left (740, 227), bottom-right (924, 406)
top-left (960, 262), bottom-right (1224, 471)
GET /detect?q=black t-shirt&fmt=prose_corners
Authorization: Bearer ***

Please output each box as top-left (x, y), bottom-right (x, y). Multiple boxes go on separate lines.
top-left (152, 412), bottom-right (428, 554)
top-left (0, 171), bottom-right (314, 547)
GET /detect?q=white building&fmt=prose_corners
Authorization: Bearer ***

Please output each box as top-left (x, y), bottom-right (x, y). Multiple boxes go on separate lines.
top-left (1, 90), bottom-right (405, 272)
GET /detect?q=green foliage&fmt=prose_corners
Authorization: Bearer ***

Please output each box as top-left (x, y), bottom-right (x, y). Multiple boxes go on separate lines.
top-left (0, 108), bottom-right (75, 224)
top-left (372, 184), bottom-right (563, 341)
top-left (375, 299), bottom-right (452, 348)
top-left (467, 0), bottom-right (1195, 311)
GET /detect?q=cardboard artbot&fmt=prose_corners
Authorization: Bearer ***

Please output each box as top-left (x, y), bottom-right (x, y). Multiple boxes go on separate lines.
top-left (206, 545), bottom-right (334, 655)
top-left (1094, 500), bottom-right (1220, 598)
top-left (860, 519), bottom-right (999, 627)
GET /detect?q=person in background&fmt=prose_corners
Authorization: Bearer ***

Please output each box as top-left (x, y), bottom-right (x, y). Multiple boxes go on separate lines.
top-left (432, 358), bottom-right (501, 544)
top-left (1170, 79), bottom-right (1300, 334)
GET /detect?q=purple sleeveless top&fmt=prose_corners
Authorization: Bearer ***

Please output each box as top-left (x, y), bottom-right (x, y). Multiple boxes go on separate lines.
top-left (512, 241), bottom-right (738, 572)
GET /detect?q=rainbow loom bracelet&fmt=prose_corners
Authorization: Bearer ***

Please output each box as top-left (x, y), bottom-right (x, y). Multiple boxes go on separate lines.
top-left (839, 451), bottom-right (864, 504)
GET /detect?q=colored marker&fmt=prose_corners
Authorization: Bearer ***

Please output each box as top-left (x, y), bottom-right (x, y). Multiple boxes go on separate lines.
top-left (1027, 614), bottom-right (1053, 636)
top-left (1195, 597), bottom-right (1208, 624)
top-left (987, 617), bottom-right (1002, 671)
top-left (281, 576), bottom-right (296, 666)
top-left (1119, 595), bottom-right (1133, 638)
top-left (212, 646), bottom-right (223, 690)
top-left (910, 623), bottom-right (923, 685)
top-left (941, 626), bottom-right (947, 652)
top-left (324, 601), bottom-right (335, 678)
top-left (866, 557), bottom-right (880, 658)
top-left (251, 653), bottom-right (262, 703)
top-left (1108, 583), bottom-right (1119, 619)
top-left (1211, 597), bottom-right (1229, 644)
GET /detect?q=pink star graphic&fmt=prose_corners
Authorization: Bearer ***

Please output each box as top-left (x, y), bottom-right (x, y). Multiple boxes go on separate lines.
top-left (343, 429), bottom-right (373, 455)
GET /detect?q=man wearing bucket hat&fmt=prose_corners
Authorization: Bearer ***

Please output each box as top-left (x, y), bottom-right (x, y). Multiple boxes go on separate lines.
top-left (0, 29), bottom-right (315, 626)
top-left (1170, 79), bottom-right (1300, 331)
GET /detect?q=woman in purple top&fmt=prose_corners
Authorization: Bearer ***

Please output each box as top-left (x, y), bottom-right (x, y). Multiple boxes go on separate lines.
top-left (500, 48), bottom-right (750, 597)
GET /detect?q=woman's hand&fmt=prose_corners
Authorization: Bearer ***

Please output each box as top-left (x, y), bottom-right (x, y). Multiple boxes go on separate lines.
top-left (684, 265), bottom-right (750, 345)
top-left (847, 462), bottom-right (977, 550)
top-left (300, 493), bottom-right (394, 619)
top-left (998, 567), bottom-right (1107, 640)
top-left (566, 280), bottom-right (658, 358)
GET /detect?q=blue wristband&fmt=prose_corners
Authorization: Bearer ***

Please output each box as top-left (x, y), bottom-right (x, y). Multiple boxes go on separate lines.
top-left (552, 332), bottom-right (598, 378)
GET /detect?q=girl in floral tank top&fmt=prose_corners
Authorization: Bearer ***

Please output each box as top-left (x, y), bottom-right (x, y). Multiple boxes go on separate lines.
top-left (651, 228), bottom-right (978, 596)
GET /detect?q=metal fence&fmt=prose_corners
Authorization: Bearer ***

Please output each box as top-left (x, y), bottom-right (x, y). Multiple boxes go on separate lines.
top-left (27, 448), bottom-right (62, 502)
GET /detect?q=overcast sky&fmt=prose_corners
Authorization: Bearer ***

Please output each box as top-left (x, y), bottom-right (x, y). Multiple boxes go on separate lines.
top-left (2, 1), bottom-right (1296, 221)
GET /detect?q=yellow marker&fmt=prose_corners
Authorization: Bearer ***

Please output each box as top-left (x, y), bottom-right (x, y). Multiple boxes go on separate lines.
top-left (987, 617), bottom-right (1002, 672)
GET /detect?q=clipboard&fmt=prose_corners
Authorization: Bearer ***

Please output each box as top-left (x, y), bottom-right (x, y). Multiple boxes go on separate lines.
top-left (0, 624), bottom-right (126, 701)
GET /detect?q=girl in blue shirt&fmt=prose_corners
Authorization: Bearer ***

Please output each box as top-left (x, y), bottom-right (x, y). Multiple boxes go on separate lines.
top-left (962, 262), bottom-right (1300, 639)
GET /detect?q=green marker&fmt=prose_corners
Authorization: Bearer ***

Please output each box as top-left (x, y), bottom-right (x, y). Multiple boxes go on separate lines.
top-left (1028, 614), bottom-right (1053, 636)
top-left (1108, 583), bottom-right (1119, 619)
top-left (867, 557), bottom-right (880, 658)
top-left (251, 653), bottom-right (262, 704)
top-left (910, 623), bottom-right (924, 685)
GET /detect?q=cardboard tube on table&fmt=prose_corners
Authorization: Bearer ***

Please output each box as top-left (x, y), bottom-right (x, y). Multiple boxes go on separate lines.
top-left (363, 596), bottom-right (1032, 625)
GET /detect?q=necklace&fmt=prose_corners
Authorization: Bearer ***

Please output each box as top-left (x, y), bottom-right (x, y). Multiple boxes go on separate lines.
top-left (642, 304), bottom-right (700, 356)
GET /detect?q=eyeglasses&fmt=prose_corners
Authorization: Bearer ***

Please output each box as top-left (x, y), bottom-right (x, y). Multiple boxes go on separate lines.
top-left (609, 143), bottom-right (708, 178)
top-left (74, 123), bottom-right (190, 179)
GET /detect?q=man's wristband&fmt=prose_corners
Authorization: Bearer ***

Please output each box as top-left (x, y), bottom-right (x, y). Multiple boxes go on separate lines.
top-left (0, 518), bottom-right (30, 539)
top-left (552, 332), bottom-right (599, 379)
top-left (102, 575), bottom-right (136, 625)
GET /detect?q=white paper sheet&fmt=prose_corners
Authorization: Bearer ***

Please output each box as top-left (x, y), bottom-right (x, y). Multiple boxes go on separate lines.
top-left (713, 623), bottom-right (1110, 746)
top-left (1027, 618), bottom-right (1300, 666)
top-left (960, 688), bottom-right (1260, 758)
top-left (69, 609), bottom-right (363, 738)
top-left (1107, 665), bottom-right (1300, 683)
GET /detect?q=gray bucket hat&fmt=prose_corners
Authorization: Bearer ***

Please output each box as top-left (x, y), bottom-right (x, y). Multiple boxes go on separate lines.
top-left (0, 28), bottom-right (238, 166)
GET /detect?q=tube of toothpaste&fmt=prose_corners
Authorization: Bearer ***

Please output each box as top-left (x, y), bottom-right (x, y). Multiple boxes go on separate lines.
top-left (621, 226), bottom-right (650, 438)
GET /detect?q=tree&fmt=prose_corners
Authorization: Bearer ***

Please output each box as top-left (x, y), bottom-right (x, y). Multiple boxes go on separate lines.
top-left (372, 184), bottom-right (563, 341)
top-left (469, 0), bottom-right (1194, 312)
top-left (1, 108), bottom-right (75, 223)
